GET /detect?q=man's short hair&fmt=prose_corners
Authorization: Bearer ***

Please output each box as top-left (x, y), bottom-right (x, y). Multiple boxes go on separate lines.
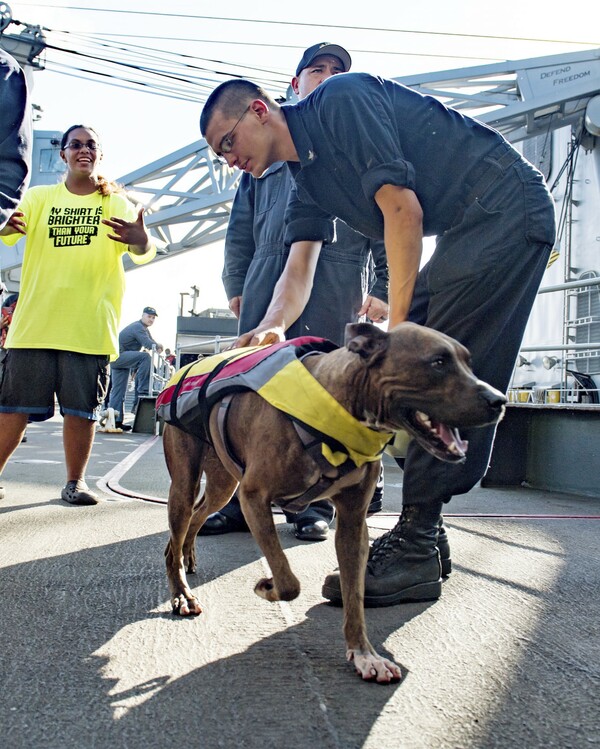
top-left (200, 79), bottom-right (278, 136)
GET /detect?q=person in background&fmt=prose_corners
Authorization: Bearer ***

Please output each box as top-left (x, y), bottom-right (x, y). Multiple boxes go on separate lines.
top-left (200, 71), bottom-right (555, 605)
top-left (108, 306), bottom-right (162, 429)
top-left (202, 43), bottom-right (388, 542)
top-left (0, 292), bottom-right (18, 349)
top-left (155, 346), bottom-right (175, 387)
top-left (164, 348), bottom-right (176, 367)
top-left (0, 124), bottom-right (156, 505)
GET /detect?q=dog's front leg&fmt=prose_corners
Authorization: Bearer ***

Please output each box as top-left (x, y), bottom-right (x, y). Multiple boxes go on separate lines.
top-left (334, 485), bottom-right (402, 683)
top-left (237, 484), bottom-right (301, 602)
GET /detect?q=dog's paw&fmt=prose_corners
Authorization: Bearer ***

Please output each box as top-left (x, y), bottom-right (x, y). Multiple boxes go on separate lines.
top-left (254, 576), bottom-right (301, 602)
top-left (171, 595), bottom-right (202, 617)
top-left (254, 577), bottom-right (278, 601)
top-left (347, 649), bottom-right (402, 684)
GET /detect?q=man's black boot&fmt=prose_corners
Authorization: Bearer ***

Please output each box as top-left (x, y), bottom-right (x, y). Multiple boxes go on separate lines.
top-left (369, 514), bottom-right (451, 577)
top-left (322, 503), bottom-right (443, 608)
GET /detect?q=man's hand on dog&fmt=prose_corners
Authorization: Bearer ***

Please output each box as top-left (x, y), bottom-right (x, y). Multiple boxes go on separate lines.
top-left (229, 324), bottom-right (286, 349)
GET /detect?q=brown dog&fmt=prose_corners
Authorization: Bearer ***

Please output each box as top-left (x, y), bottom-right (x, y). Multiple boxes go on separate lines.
top-left (162, 322), bottom-right (506, 683)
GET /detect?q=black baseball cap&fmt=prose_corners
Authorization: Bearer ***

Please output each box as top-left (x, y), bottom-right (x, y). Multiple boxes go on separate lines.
top-left (295, 43), bottom-right (351, 77)
top-left (143, 306), bottom-right (158, 316)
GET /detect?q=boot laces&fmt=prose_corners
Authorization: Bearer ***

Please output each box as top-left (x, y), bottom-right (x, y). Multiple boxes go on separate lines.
top-left (369, 522), bottom-right (407, 564)
top-left (369, 509), bottom-right (441, 565)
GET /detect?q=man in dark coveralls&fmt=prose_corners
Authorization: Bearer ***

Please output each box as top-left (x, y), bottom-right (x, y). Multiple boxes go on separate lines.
top-left (202, 44), bottom-right (389, 542)
top-left (200, 71), bottom-right (556, 606)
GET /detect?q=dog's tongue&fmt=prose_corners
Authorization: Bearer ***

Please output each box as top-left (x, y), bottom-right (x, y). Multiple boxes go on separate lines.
top-left (437, 423), bottom-right (468, 457)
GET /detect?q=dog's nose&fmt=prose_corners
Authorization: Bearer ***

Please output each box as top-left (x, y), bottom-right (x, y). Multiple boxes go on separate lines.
top-left (481, 387), bottom-right (507, 409)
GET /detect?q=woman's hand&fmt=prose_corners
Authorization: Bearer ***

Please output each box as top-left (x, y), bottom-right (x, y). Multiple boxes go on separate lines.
top-left (102, 207), bottom-right (150, 252)
top-left (0, 211), bottom-right (27, 236)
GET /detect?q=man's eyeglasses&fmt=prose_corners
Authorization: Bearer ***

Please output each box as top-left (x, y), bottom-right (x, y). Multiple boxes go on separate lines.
top-left (64, 141), bottom-right (100, 151)
top-left (216, 105), bottom-right (251, 158)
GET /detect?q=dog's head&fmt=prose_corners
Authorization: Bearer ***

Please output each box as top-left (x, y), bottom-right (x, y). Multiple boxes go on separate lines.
top-left (345, 322), bottom-right (506, 463)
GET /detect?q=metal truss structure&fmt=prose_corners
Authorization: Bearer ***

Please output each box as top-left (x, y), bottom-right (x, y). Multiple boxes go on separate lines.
top-left (118, 46), bottom-right (600, 261)
top-left (2, 20), bottom-right (599, 265)
top-left (117, 142), bottom-right (241, 267)
top-left (394, 47), bottom-right (600, 143)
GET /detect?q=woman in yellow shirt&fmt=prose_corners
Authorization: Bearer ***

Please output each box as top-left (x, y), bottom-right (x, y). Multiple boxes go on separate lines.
top-left (0, 125), bottom-right (156, 505)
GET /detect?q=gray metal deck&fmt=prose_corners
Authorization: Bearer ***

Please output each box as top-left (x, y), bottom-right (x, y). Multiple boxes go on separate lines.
top-left (0, 417), bottom-right (598, 749)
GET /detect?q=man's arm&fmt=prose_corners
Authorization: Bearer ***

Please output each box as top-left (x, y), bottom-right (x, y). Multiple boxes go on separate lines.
top-left (131, 322), bottom-right (159, 351)
top-left (233, 240), bottom-right (321, 347)
top-left (0, 53), bottom-right (31, 232)
top-left (222, 173), bottom-right (257, 317)
top-left (374, 184), bottom-right (423, 328)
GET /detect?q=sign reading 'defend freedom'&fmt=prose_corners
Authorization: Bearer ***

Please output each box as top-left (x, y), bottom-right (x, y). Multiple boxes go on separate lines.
top-left (521, 59), bottom-right (600, 97)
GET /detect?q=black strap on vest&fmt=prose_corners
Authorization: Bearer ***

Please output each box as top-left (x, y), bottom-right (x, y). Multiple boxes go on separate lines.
top-left (195, 356), bottom-right (238, 427)
top-left (168, 360), bottom-right (200, 432)
top-left (212, 393), bottom-right (360, 511)
top-left (169, 355), bottom-right (245, 443)
top-left (215, 394), bottom-right (245, 475)
top-left (275, 422), bottom-right (359, 512)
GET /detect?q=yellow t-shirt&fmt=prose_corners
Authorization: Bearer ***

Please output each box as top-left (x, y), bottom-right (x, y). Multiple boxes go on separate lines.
top-left (1, 182), bottom-right (156, 356)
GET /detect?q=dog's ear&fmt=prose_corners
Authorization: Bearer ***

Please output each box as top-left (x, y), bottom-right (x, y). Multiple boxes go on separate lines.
top-left (345, 323), bottom-right (389, 365)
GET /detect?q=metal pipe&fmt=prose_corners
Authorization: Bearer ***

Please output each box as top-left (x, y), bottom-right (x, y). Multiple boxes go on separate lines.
top-left (174, 336), bottom-right (237, 369)
top-left (175, 336), bottom-right (236, 352)
top-left (519, 343), bottom-right (600, 352)
top-left (538, 277), bottom-right (600, 294)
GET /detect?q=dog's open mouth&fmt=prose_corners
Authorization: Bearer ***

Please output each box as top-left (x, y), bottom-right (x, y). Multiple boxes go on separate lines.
top-left (400, 409), bottom-right (468, 463)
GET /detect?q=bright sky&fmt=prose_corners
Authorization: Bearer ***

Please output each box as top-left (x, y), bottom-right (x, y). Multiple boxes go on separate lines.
top-left (3, 0), bottom-right (598, 346)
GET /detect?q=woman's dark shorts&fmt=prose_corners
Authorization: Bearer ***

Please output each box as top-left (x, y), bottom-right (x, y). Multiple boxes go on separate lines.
top-left (0, 348), bottom-right (110, 421)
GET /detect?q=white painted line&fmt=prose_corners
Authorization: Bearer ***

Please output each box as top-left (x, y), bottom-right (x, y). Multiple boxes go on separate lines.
top-left (96, 435), bottom-right (167, 504)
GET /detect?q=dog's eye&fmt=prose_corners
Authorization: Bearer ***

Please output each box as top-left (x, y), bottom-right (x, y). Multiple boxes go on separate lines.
top-left (430, 353), bottom-right (450, 369)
